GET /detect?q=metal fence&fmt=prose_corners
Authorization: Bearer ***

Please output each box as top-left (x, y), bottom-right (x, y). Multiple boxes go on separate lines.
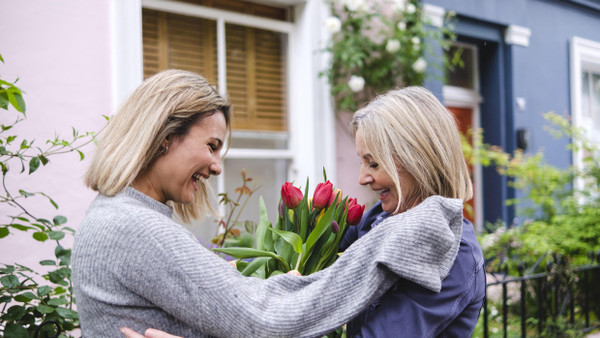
top-left (482, 253), bottom-right (600, 337)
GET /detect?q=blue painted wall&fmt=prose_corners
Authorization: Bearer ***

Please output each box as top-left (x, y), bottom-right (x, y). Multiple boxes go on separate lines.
top-left (423, 0), bottom-right (600, 226)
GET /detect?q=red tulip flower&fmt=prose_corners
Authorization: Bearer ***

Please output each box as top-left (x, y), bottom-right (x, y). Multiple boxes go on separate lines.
top-left (346, 197), bottom-right (357, 209)
top-left (347, 203), bottom-right (365, 226)
top-left (281, 182), bottom-right (303, 209)
top-left (313, 181), bottom-right (333, 210)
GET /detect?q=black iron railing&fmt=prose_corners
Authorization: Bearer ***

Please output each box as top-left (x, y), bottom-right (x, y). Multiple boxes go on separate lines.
top-left (482, 252), bottom-right (600, 337)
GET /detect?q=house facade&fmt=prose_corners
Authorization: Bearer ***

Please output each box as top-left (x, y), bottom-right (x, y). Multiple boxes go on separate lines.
top-left (423, 0), bottom-right (600, 228)
top-left (1, 0), bottom-right (599, 271)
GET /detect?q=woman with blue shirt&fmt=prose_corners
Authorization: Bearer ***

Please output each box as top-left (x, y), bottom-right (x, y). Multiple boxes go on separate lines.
top-left (340, 86), bottom-right (486, 337)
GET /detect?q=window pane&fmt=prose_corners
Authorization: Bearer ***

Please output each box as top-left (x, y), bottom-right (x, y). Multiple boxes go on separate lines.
top-left (582, 71), bottom-right (590, 118)
top-left (592, 73), bottom-right (600, 135)
top-left (142, 9), bottom-right (218, 86)
top-left (446, 45), bottom-right (475, 89)
top-left (223, 158), bottom-right (289, 232)
top-left (226, 23), bottom-right (288, 132)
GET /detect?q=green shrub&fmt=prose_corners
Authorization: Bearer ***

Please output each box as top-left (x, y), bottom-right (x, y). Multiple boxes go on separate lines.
top-left (0, 54), bottom-right (96, 337)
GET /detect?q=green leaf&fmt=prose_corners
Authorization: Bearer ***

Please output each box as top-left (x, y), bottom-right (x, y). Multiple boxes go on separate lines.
top-left (212, 247), bottom-right (291, 272)
top-left (268, 227), bottom-right (303, 254)
top-left (0, 227), bottom-right (8, 238)
top-left (300, 204), bottom-right (336, 269)
top-left (36, 304), bottom-right (55, 314)
top-left (12, 91), bottom-right (26, 113)
top-left (1, 274), bottom-right (19, 288)
top-left (20, 292), bottom-right (39, 300)
top-left (40, 260), bottom-right (56, 266)
top-left (39, 154), bottom-right (49, 165)
top-left (0, 295), bottom-right (11, 303)
top-left (0, 54), bottom-right (3, 62)
top-left (3, 324), bottom-right (29, 338)
top-left (48, 231), bottom-right (65, 240)
top-left (53, 215), bottom-right (67, 226)
top-left (2, 305), bottom-right (26, 321)
top-left (77, 149), bottom-right (84, 160)
top-left (37, 285), bottom-right (52, 297)
top-left (55, 306), bottom-right (78, 319)
top-left (0, 91), bottom-right (8, 110)
top-left (33, 231), bottom-right (48, 242)
top-left (28, 156), bottom-right (40, 174)
top-left (255, 197), bottom-right (271, 251)
top-left (1, 265), bottom-right (15, 274)
top-left (9, 223), bottom-right (31, 231)
top-left (19, 189), bottom-right (34, 197)
top-left (240, 257), bottom-right (270, 277)
top-left (14, 294), bottom-right (33, 303)
top-left (47, 298), bottom-right (67, 306)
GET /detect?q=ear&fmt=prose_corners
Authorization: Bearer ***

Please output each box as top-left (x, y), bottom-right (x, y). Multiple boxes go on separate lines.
top-left (160, 138), bottom-right (170, 153)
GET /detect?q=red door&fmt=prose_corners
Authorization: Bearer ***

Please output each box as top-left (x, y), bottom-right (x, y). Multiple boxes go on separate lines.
top-left (447, 106), bottom-right (476, 224)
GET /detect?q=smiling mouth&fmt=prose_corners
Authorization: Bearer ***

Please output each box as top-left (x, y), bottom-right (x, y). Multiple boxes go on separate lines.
top-left (374, 188), bottom-right (390, 198)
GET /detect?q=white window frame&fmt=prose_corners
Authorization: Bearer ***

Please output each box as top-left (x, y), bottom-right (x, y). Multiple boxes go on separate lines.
top-left (570, 36), bottom-right (600, 194)
top-left (443, 42), bottom-right (484, 230)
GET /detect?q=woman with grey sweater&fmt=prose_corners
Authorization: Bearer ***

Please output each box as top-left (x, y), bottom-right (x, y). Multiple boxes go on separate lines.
top-left (72, 69), bottom-right (464, 338)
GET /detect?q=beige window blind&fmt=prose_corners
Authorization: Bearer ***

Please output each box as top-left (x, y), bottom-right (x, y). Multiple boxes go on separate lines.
top-left (142, 7), bottom-right (288, 132)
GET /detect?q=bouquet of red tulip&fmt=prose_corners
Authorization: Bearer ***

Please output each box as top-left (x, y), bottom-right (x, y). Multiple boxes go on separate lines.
top-left (214, 172), bottom-right (365, 277)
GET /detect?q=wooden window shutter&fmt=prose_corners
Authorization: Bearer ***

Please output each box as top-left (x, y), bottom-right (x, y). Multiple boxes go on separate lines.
top-left (226, 23), bottom-right (287, 132)
top-left (142, 8), bottom-right (218, 86)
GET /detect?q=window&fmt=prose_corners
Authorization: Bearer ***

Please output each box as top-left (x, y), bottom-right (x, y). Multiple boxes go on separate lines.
top-left (141, 0), bottom-right (294, 240)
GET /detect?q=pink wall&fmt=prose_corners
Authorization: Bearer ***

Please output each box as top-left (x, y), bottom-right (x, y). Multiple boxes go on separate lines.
top-left (0, 1), bottom-right (113, 272)
top-left (334, 112), bottom-right (378, 210)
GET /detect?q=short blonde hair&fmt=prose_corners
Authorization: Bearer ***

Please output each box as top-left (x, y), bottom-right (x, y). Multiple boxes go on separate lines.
top-left (85, 69), bottom-right (231, 222)
top-left (351, 86), bottom-right (472, 213)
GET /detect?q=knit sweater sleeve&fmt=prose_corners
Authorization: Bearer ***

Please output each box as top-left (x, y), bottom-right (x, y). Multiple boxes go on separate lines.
top-left (86, 194), bottom-right (462, 337)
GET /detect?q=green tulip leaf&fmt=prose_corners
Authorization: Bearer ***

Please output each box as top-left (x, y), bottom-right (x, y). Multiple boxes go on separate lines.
top-left (255, 197), bottom-right (271, 251)
top-left (240, 257), bottom-right (270, 277)
top-left (268, 227), bottom-right (302, 254)
top-left (212, 247), bottom-right (290, 272)
top-left (300, 204), bottom-right (336, 269)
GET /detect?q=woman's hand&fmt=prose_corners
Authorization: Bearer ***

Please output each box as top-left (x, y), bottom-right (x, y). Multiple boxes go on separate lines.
top-left (120, 327), bottom-right (182, 338)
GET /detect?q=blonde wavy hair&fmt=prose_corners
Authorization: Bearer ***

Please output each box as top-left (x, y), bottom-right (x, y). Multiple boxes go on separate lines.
top-left (351, 86), bottom-right (472, 214)
top-left (85, 69), bottom-right (231, 222)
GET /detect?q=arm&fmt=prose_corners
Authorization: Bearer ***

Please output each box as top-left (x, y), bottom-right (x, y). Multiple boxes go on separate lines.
top-left (119, 196), bottom-right (463, 337)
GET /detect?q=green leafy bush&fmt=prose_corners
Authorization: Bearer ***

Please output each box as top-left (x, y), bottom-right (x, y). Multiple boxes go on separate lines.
top-left (0, 54), bottom-right (96, 337)
top-left (464, 112), bottom-right (600, 273)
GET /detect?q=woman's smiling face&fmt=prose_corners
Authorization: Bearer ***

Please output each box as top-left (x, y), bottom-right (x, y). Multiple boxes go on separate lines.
top-left (136, 111), bottom-right (227, 204)
top-left (355, 127), bottom-right (417, 214)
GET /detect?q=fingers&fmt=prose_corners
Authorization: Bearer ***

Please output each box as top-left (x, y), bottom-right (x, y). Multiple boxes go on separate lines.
top-left (120, 327), bottom-right (145, 338)
top-left (145, 328), bottom-right (183, 338)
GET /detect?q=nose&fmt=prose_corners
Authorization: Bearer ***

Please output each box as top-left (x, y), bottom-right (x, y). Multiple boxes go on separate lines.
top-left (210, 154), bottom-right (222, 176)
top-left (358, 166), bottom-right (373, 186)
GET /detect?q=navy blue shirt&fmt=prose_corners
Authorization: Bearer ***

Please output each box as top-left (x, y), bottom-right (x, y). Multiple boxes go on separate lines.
top-left (340, 202), bottom-right (486, 337)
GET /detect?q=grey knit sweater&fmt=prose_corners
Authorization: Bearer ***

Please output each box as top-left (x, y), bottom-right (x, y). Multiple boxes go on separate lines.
top-left (72, 188), bottom-right (463, 337)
